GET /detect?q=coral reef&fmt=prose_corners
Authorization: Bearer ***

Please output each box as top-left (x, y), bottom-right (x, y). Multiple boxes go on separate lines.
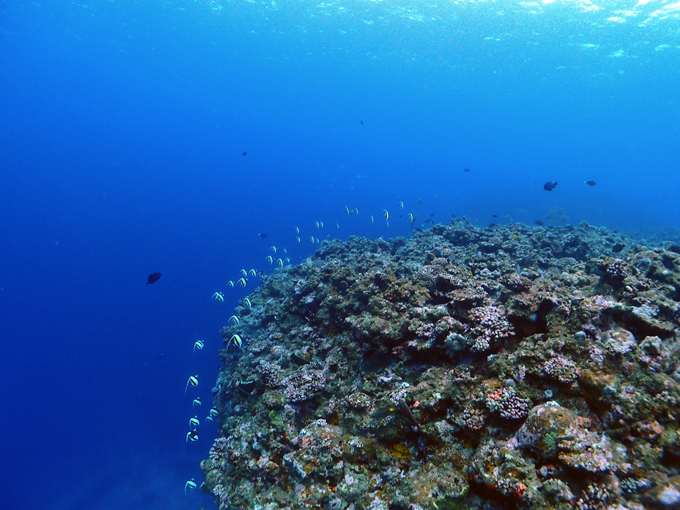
top-left (201, 219), bottom-right (680, 510)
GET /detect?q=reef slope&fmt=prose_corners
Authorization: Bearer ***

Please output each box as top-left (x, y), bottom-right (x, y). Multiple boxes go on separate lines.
top-left (201, 220), bottom-right (680, 510)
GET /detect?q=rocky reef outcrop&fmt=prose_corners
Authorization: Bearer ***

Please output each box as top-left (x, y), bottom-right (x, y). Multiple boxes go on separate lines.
top-left (201, 219), bottom-right (680, 510)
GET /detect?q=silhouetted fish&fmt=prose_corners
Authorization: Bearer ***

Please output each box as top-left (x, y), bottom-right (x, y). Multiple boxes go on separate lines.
top-left (371, 406), bottom-right (398, 420)
top-left (492, 214), bottom-right (498, 218)
top-left (147, 273), bottom-right (161, 284)
top-left (259, 233), bottom-right (268, 238)
top-left (360, 120), bottom-right (363, 125)
top-left (464, 167), bottom-right (472, 172)
top-left (612, 243), bottom-right (625, 253)
top-left (543, 181), bottom-right (558, 191)
top-left (585, 180), bottom-right (597, 186)
top-left (242, 151), bottom-right (247, 156)
top-left (534, 220), bottom-right (544, 226)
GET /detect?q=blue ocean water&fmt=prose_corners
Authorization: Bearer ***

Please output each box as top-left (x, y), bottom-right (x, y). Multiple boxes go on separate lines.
top-left (0, 1), bottom-right (678, 508)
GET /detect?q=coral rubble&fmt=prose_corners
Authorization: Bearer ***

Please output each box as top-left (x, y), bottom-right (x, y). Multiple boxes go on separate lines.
top-left (201, 219), bottom-right (680, 510)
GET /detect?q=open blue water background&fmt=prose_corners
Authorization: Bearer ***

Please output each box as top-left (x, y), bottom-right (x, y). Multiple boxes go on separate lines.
top-left (0, 1), bottom-right (678, 508)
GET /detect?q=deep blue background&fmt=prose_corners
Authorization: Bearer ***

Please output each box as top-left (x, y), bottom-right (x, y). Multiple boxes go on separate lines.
top-left (1, 1), bottom-right (678, 509)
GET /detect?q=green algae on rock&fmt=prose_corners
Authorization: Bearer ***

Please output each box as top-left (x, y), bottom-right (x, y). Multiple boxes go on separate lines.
top-left (201, 219), bottom-right (680, 510)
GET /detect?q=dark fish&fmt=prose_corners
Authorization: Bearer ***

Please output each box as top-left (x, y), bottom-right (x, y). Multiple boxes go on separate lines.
top-left (543, 181), bottom-right (558, 191)
top-left (585, 180), bottom-right (597, 186)
top-left (146, 273), bottom-right (161, 285)
top-left (372, 401), bottom-right (421, 432)
top-left (259, 233), bottom-right (268, 238)
top-left (242, 151), bottom-right (247, 156)
top-left (464, 167), bottom-right (472, 172)
top-left (398, 400), bottom-right (421, 431)
top-left (534, 220), bottom-right (544, 226)
top-left (371, 406), bottom-right (398, 420)
top-left (492, 214), bottom-right (497, 218)
top-left (488, 223), bottom-right (497, 228)
top-left (417, 436), bottom-right (428, 460)
top-left (360, 120), bottom-right (363, 125)
top-left (612, 243), bottom-right (625, 253)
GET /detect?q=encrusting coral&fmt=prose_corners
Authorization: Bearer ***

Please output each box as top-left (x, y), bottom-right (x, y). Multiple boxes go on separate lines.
top-left (201, 219), bottom-right (680, 510)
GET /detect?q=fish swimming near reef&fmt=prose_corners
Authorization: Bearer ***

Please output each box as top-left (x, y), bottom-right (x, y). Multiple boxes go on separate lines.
top-left (534, 220), bottom-right (544, 226)
top-left (585, 180), bottom-right (597, 186)
top-left (147, 273), bottom-right (161, 284)
top-left (371, 406), bottom-right (399, 420)
top-left (543, 181), bottom-right (558, 191)
top-left (371, 401), bottom-right (421, 432)
top-left (612, 243), bottom-right (625, 253)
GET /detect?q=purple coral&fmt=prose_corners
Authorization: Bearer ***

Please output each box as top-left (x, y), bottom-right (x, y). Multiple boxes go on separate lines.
top-left (257, 360), bottom-right (281, 388)
top-left (467, 305), bottom-right (514, 352)
top-left (281, 369), bottom-right (326, 402)
top-left (459, 406), bottom-right (486, 433)
top-left (209, 436), bottom-right (230, 470)
top-left (543, 356), bottom-right (580, 384)
top-left (415, 257), bottom-right (450, 290)
top-left (486, 387), bottom-right (530, 420)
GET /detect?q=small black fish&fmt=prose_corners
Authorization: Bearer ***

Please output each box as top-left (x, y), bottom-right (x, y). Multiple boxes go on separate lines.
top-left (585, 180), bottom-right (597, 186)
top-left (398, 400), bottom-right (422, 432)
top-left (488, 223), bottom-right (497, 228)
top-left (492, 214), bottom-right (498, 218)
top-left (371, 406), bottom-right (398, 420)
top-left (147, 272), bottom-right (161, 285)
top-left (417, 436), bottom-right (428, 460)
top-left (242, 151), bottom-right (247, 156)
top-left (612, 243), bottom-right (625, 253)
top-left (543, 181), bottom-right (558, 191)
top-left (259, 233), bottom-right (268, 238)
top-left (464, 167), bottom-right (472, 172)
top-left (360, 120), bottom-right (363, 125)
top-left (534, 220), bottom-right (544, 226)
top-left (372, 402), bottom-right (421, 432)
